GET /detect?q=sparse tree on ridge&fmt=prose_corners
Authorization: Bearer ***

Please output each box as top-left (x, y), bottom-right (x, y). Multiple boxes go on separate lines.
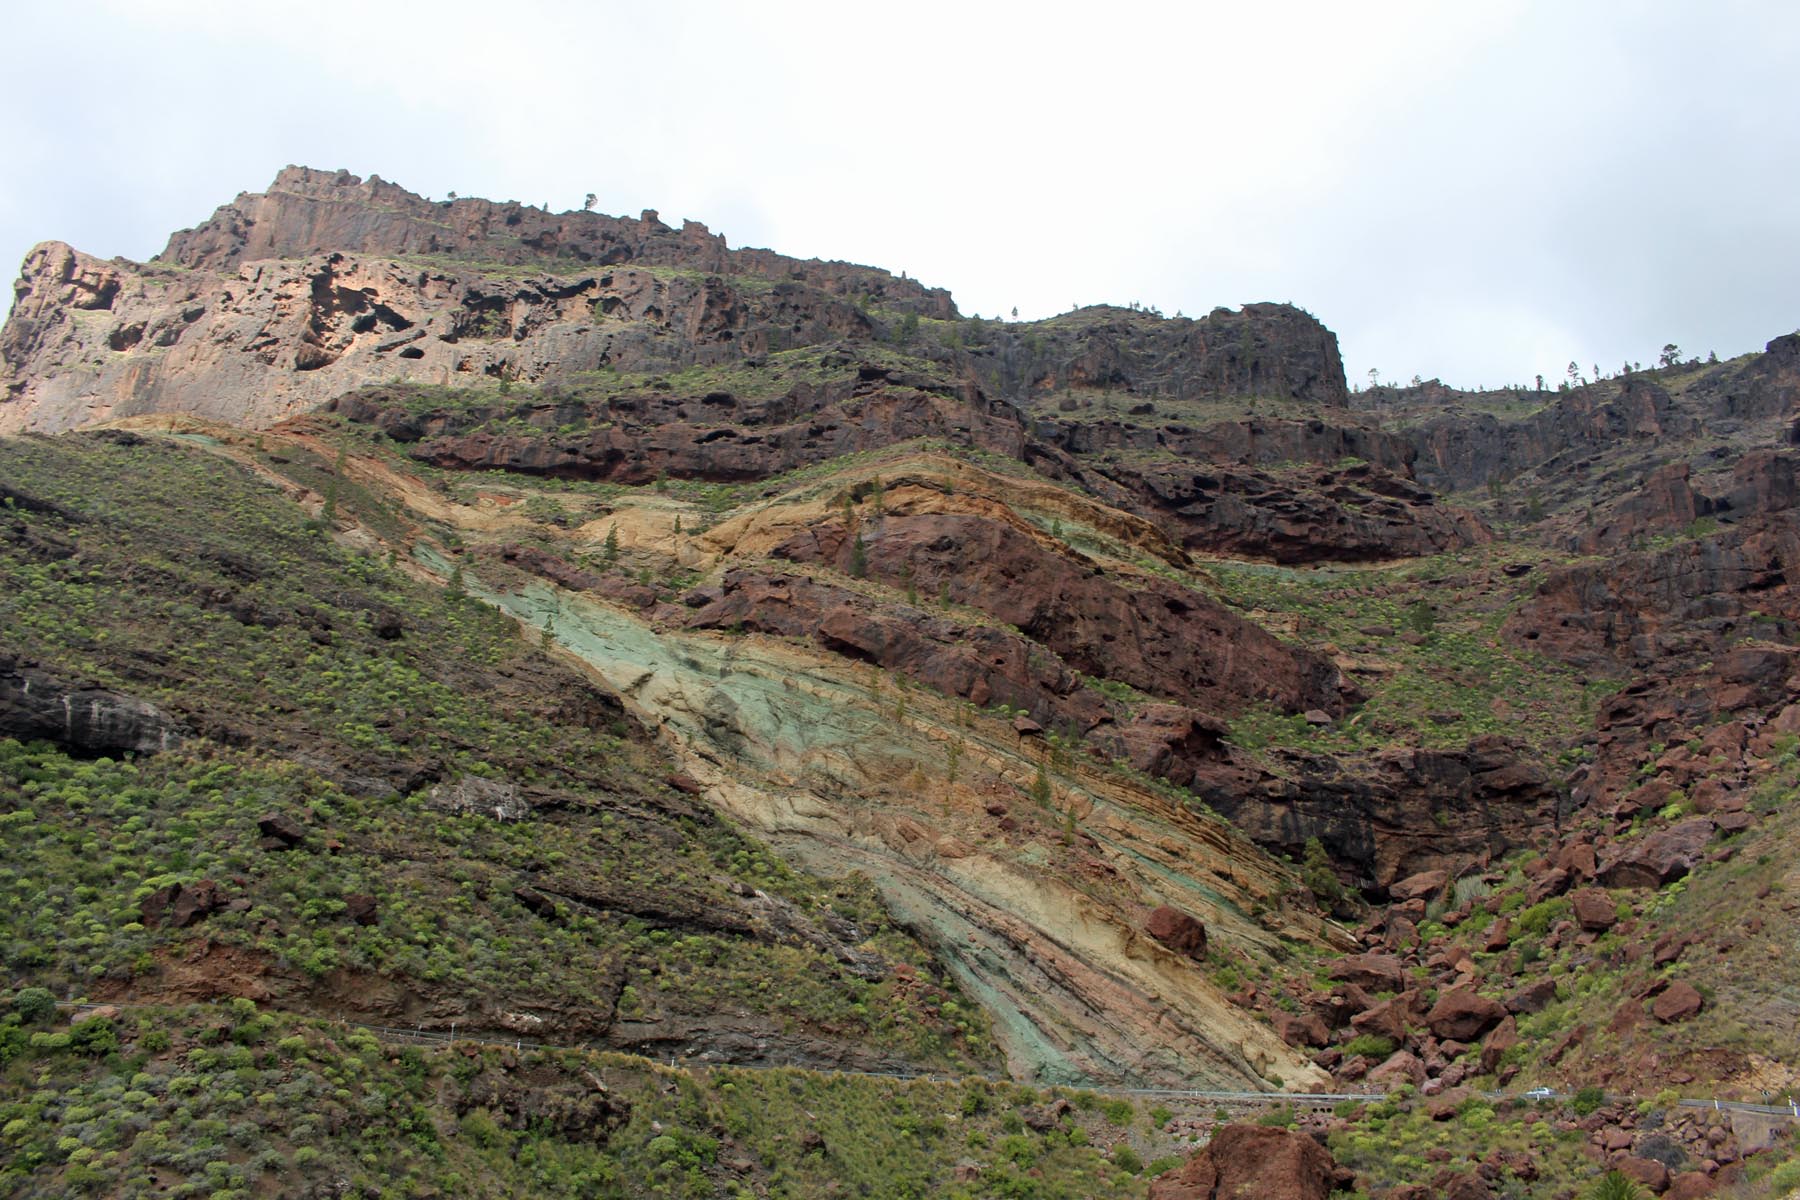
top-left (583, 193), bottom-right (597, 211)
top-left (1660, 343), bottom-right (1681, 368)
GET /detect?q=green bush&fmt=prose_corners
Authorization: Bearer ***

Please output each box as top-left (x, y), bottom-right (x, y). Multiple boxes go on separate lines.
top-left (1571, 1086), bottom-right (1606, 1116)
top-left (12, 988), bottom-right (55, 1024)
top-left (1585, 1170), bottom-right (1649, 1199)
top-left (1342, 1034), bottom-right (1396, 1059)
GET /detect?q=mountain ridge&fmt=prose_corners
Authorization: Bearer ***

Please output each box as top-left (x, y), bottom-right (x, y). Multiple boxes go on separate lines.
top-left (5, 169), bottom-right (1800, 1198)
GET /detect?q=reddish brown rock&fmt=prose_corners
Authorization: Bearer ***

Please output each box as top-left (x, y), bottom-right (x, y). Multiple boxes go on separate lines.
top-left (1144, 906), bottom-right (1209, 960)
top-left (344, 893), bottom-right (379, 927)
top-left (1426, 1087), bottom-right (1473, 1120)
top-left (1274, 1011), bottom-right (1331, 1049)
top-left (1617, 1156), bottom-right (1671, 1194)
top-left (1482, 918), bottom-right (1512, 953)
top-left (1570, 888), bottom-right (1618, 932)
top-left (141, 879), bottom-right (226, 929)
top-left (1479, 1014), bottom-right (1519, 1076)
top-left (1389, 869), bottom-right (1449, 903)
top-left (1505, 978), bottom-right (1558, 1015)
top-left (1349, 995), bottom-right (1413, 1044)
top-left (1109, 704), bottom-right (1233, 789)
top-left (1666, 1171), bottom-right (1715, 1199)
top-left (1367, 1050), bottom-right (1428, 1088)
top-left (1329, 953), bottom-right (1406, 994)
top-left (1147, 1123), bottom-right (1355, 1200)
top-left (1652, 931), bottom-right (1690, 967)
top-left (1556, 840), bottom-right (1598, 881)
top-left (1426, 988), bottom-right (1507, 1041)
top-left (773, 511), bottom-right (1356, 719)
top-left (1599, 819), bottom-right (1714, 888)
top-left (1652, 981), bottom-right (1705, 1024)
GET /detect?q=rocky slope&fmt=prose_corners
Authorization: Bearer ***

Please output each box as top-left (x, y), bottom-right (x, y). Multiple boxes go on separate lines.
top-left (6, 169), bottom-right (1800, 1198)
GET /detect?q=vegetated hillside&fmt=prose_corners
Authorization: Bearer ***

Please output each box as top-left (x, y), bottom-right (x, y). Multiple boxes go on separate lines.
top-left (4, 170), bottom-right (1800, 1199)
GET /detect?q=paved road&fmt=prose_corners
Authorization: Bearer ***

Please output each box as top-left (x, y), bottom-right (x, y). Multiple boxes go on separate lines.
top-left (54, 1001), bottom-right (1800, 1120)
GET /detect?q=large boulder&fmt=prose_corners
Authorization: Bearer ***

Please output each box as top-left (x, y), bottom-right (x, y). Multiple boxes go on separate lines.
top-left (1389, 869), bottom-right (1449, 903)
top-left (1145, 906), bottom-right (1209, 960)
top-left (1147, 1123), bottom-right (1356, 1200)
top-left (1599, 819), bottom-right (1714, 888)
top-left (1652, 980), bottom-right (1705, 1024)
top-left (0, 657), bottom-right (184, 755)
top-left (1426, 988), bottom-right (1507, 1041)
top-left (1570, 888), bottom-right (1618, 932)
top-left (1329, 953), bottom-right (1406, 994)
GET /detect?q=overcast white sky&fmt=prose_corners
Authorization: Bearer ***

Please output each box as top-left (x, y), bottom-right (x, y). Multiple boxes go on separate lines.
top-left (3, 1), bottom-right (1795, 389)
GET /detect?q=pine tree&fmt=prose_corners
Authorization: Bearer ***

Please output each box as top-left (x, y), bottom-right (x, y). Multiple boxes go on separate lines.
top-left (849, 534), bottom-right (869, 579)
top-left (603, 524), bottom-right (620, 565)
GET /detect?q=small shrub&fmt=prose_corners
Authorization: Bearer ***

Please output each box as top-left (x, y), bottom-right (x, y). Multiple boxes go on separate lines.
top-left (1571, 1086), bottom-right (1606, 1116)
top-left (1342, 1034), bottom-right (1396, 1060)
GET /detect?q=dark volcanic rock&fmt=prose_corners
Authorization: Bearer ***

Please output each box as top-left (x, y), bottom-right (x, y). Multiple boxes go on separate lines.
top-left (350, 367), bottom-right (1028, 487)
top-left (0, 656), bottom-right (184, 756)
top-left (1099, 458), bottom-right (1490, 564)
top-left (257, 812), bottom-right (307, 849)
top-left (1005, 302), bottom-right (1349, 409)
top-left (141, 880), bottom-right (225, 929)
top-left (684, 569), bottom-right (1113, 734)
top-left (1205, 735), bottom-right (1559, 888)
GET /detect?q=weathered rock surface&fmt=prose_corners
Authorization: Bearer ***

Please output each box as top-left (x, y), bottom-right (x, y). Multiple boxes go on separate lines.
top-left (1, 168), bottom-right (1357, 443)
top-left (0, 655), bottom-right (185, 755)
top-left (770, 510), bottom-right (1357, 718)
top-left (1147, 1123), bottom-right (1356, 1200)
top-left (1096, 457), bottom-right (1490, 563)
top-left (1144, 906), bottom-right (1209, 959)
top-left (1425, 988), bottom-right (1507, 1041)
top-left (999, 302), bottom-right (1349, 409)
top-left (335, 360), bottom-right (1028, 486)
top-left (1598, 819), bottom-right (1714, 889)
top-left (1203, 736), bottom-right (1560, 888)
top-left (1652, 980), bottom-right (1705, 1024)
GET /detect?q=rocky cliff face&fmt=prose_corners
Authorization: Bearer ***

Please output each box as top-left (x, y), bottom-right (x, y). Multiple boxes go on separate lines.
top-left (1, 167), bottom-right (1344, 439)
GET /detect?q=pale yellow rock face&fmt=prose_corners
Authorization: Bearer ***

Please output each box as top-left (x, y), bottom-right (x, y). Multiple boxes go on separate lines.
top-left (0, 241), bottom-right (714, 434)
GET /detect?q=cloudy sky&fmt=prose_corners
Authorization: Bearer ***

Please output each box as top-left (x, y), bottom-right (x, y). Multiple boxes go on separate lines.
top-left (4, 1), bottom-right (1795, 389)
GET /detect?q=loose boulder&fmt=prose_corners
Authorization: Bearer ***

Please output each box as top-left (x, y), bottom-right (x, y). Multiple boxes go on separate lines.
top-left (1652, 980), bottom-right (1705, 1024)
top-left (1426, 987), bottom-right (1507, 1041)
top-left (1598, 819), bottom-right (1713, 889)
top-left (1145, 905), bottom-right (1209, 959)
top-left (1330, 952), bottom-right (1406, 994)
top-left (1570, 888), bottom-right (1618, 932)
top-left (1148, 1123), bottom-right (1356, 1200)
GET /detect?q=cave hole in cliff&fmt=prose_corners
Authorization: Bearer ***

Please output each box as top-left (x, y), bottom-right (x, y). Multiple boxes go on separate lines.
top-left (398, 347), bottom-right (425, 360)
